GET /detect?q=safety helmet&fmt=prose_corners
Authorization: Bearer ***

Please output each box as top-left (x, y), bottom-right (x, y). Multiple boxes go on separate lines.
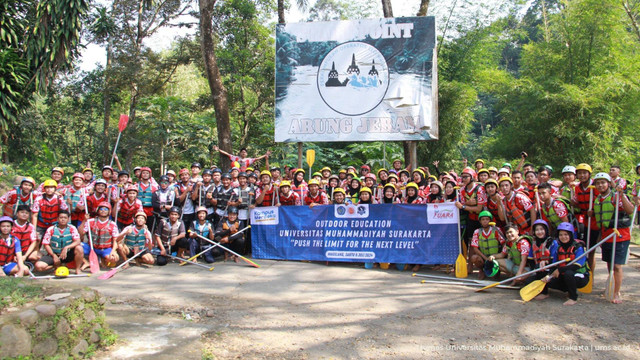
top-left (498, 176), bottom-right (513, 185)
top-left (360, 187), bottom-right (372, 194)
top-left (392, 159), bottom-right (402, 165)
top-left (398, 169), bottom-right (410, 178)
top-left (365, 173), bottom-right (377, 181)
top-left (544, 165), bottom-right (553, 174)
top-left (102, 165), bottom-right (113, 172)
top-left (212, 168), bottom-right (222, 174)
top-left (575, 163), bottom-right (592, 174)
top-left (333, 188), bottom-right (346, 195)
top-left (497, 168), bottom-right (510, 175)
top-left (51, 167), bottom-right (64, 175)
top-left (430, 181), bottom-right (444, 192)
top-left (260, 170), bottom-right (271, 178)
top-left (55, 266), bottom-right (70, 277)
top-left (228, 206), bottom-right (239, 214)
top-left (377, 168), bottom-right (388, 176)
top-left (483, 260), bottom-right (500, 277)
top-left (561, 166), bottom-right (576, 175)
top-left (412, 169), bottom-right (425, 178)
top-left (133, 166), bottom-right (142, 172)
top-left (179, 168), bottom-right (189, 176)
top-left (97, 202), bottom-right (112, 211)
top-left (43, 179), bottom-right (58, 188)
top-left (140, 167), bottom-right (152, 174)
top-left (477, 168), bottom-right (489, 175)
top-left (238, 172), bottom-right (248, 178)
top-left (339, 169), bottom-right (347, 174)
top-left (135, 211), bottom-right (147, 220)
top-left (461, 168), bottom-right (477, 179)
top-left (361, 164), bottom-right (371, 170)
top-left (502, 162), bottom-right (512, 169)
top-left (556, 222), bottom-right (574, 234)
top-left (488, 166), bottom-right (498, 173)
top-left (82, 167), bottom-right (93, 174)
top-left (308, 179), bottom-right (320, 187)
top-left (321, 166), bottom-right (331, 173)
top-left (15, 205), bottom-right (31, 214)
top-left (387, 174), bottom-right (399, 181)
top-left (246, 167), bottom-right (254, 172)
top-left (249, 173), bottom-right (257, 179)
top-left (94, 179), bottom-right (108, 186)
top-left (221, 173), bottom-right (231, 180)
top-left (195, 206), bottom-right (208, 214)
top-left (21, 177), bottom-right (36, 187)
top-left (405, 182), bottom-right (419, 191)
top-left (169, 206), bottom-right (181, 215)
top-left (202, 169), bottom-right (213, 176)
top-left (118, 170), bottom-right (129, 177)
top-left (126, 185), bottom-right (138, 193)
top-left (533, 219), bottom-right (549, 230)
top-left (593, 172), bottom-right (612, 182)
top-left (478, 210), bottom-right (493, 220)
top-left (166, 170), bottom-right (176, 177)
top-left (0, 216), bottom-right (14, 225)
top-left (72, 172), bottom-right (84, 180)
top-left (294, 168), bottom-right (305, 175)
top-left (383, 183), bottom-right (397, 192)
top-left (191, 162), bottom-right (202, 169)
top-left (312, 172), bottom-right (322, 178)
top-left (159, 175), bottom-right (170, 183)
top-left (279, 180), bottom-right (291, 187)
top-left (484, 179), bottom-right (499, 188)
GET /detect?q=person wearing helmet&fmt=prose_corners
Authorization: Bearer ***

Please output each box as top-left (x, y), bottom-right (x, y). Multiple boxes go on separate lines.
top-left (537, 182), bottom-right (572, 234)
top-left (320, 167), bottom-right (332, 185)
top-left (113, 186), bottom-right (143, 230)
top-left (360, 164), bottom-right (371, 178)
top-left (278, 181), bottom-right (301, 206)
top-left (35, 210), bottom-right (83, 275)
top-left (11, 205), bottom-right (40, 263)
top-left (236, 172), bottom-right (256, 224)
top-left (37, 167), bottom-right (66, 194)
top-left (363, 173), bottom-right (377, 195)
top-left (212, 145), bottom-right (271, 172)
top-left (403, 182), bottom-right (424, 204)
top-left (210, 168), bottom-right (222, 187)
top-left (325, 175), bottom-right (340, 203)
top-left (496, 176), bottom-right (536, 234)
top-left (1, 176), bottom-right (36, 217)
top-left (425, 181), bottom-right (444, 204)
top-left (312, 172), bottom-right (323, 184)
top-left (109, 170), bottom-right (131, 205)
top-left (154, 206), bottom-right (187, 263)
top-left (116, 212), bottom-right (154, 266)
top-left (137, 167), bottom-right (159, 229)
top-left (347, 177), bottom-right (362, 204)
top-left (529, 219), bottom-right (554, 269)
top-left (192, 169), bottom-right (216, 217)
top-left (411, 169), bottom-right (428, 197)
top-left (255, 170), bottom-right (278, 207)
top-left (86, 179), bottom-right (108, 218)
top-left (474, 159), bottom-right (485, 171)
top-left (65, 173), bottom-right (88, 227)
top-left (358, 187), bottom-right (376, 205)
top-left (559, 166), bottom-right (577, 200)
top-left (214, 206), bottom-right (246, 260)
top-left (32, 179), bottom-right (69, 240)
top-left (381, 184), bottom-right (400, 204)
top-left (493, 224), bottom-right (532, 279)
top-left (570, 163), bottom-right (599, 269)
top-left (483, 179), bottom-right (504, 227)
top-left (536, 166), bottom-right (562, 195)
top-left (304, 179), bottom-right (328, 208)
top-left (270, 166), bottom-right (282, 186)
top-left (536, 222), bottom-right (589, 305)
top-left (332, 188), bottom-right (347, 205)
top-left (166, 170), bottom-right (177, 187)
top-left (212, 173), bottom-right (240, 225)
top-left (391, 159), bottom-right (404, 173)
top-left (101, 166), bottom-right (115, 185)
top-left (455, 168), bottom-right (486, 246)
top-left (291, 169), bottom-right (308, 200)
top-left (188, 206), bottom-right (216, 263)
top-left (443, 178), bottom-right (457, 202)
top-left (176, 168), bottom-right (196, 226)
top-left (477, 169), bottom-right (490, 184)
top-left (523, 170), bottom-right (538, 202)
top-left (469, 211), bottom-right (505, 279)
top-left (190, 162), bottom-right (202, 179)
top-left (80, 202), bottom-right (120, 266)
top-left (0, 216), bottom-right (26, 277)
top-left (487, 167), bottom-right (498, 180)
top-left (591, 172), bottom-right (635, 304)
top-left (153, 175), bottom-right (177, 219)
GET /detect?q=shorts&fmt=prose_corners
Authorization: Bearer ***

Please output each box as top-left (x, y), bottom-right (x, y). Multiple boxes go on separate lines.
top-left (505, 258), bottom-right (530, 275)
top-left (82, 243), bottom-right (112, 258)
top-left (36, 226), bottom-right (48, 240)
top-left (2, 262), bottom-right (17, 275)
top-left (601, 241), bottom-right (629, 265)
top-left (40, 248), bottom-right (76, 266)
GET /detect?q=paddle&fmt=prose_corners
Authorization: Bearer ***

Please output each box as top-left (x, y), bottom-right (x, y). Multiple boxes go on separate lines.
top-left (630, 204), bottom-right (638, 244)
top-left (165, 254), bottom-right (214, 271)
top-left (181, 225), bottom-right (251, 265)
top-left (519, 230), bottom-right (618, 301)
top-left (604, 191), bottom-right (620, 302)
top-left (579, 185), bottom-right (595, 294)
top-left (110, 114), bottom-right (129, 167)
top-left (82, 189), bottom-right (100, 274)
top-left (454, 189), bottom-right (467, 278)
top-left (306, 149), bottom-right (315, 181)
top-left (193, 232), bottom-right (260, 268)
top-left (476, 258), bottom-right (569, 292)
top-left (98, 250), bottom-right (146, 280)
top-left (420, 279), bottom-right (519, 290)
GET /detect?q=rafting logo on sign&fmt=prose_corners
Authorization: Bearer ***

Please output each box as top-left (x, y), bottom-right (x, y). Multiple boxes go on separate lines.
top-left (426, 203), bottom-right (457, 224)
top-left (334, 203), bottom-right (369, 218)
top-left (250, 207), bottom-right (279, 225)
top-left (317, 42), bottom-right (390, 116)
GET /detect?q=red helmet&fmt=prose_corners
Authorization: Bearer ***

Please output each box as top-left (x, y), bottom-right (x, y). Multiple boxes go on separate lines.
top-left (97, 202), bottom-right (112, 211)
top-left (461, 168), bottom-right (477, 180)
top-left (140, 167), bottom-right (152, 174)
top-left (179, 168), bottom-right (189, 176)
top-left (365, 173), bottom-right (377, 181)
top-left (72, 172), bottom-right (84, 180)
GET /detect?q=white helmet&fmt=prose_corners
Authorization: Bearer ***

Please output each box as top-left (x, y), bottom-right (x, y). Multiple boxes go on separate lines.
top-left (561, 166), bottom-right (576, 175)
top-left (593, 172), bottom-right (611, 182)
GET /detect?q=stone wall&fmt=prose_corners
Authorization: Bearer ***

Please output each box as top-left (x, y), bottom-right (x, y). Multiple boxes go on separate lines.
top-left (0, 288), bottom-right (114, 359)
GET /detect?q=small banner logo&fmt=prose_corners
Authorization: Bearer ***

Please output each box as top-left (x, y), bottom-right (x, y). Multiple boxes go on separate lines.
top-left (426, 203), bottom-right (457, 224)
top-left (250, 207), bottom-right (279, 225)
top-left (334, 203), bottom-right (369, 218)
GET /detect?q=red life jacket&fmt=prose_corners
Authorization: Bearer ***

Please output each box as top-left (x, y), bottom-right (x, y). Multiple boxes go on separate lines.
top-left (2, 189), bottom-right (33, 217)
top-left (304, 192), bottom-right (324, 205)
top-left (0, 236), bottom-right (17, 265)
top-left (89, 219), bottom-right (114, 249)
top-left (504, 192), bottom-right (530, 233)
top-left (462, 183), bottom-right (481, 221)
top-left (11, 222), bottom-right (35, 252)
top-left (37, 195), bottom-right (64, 228)
top-left (557, 240), bottom-right (582, 267)
top-left (259, 186), bottom-right (275, 207)
top-left (117, 199), bottom-right (139, 225)
top-left (279, 192), bottom-right (298, 206)
top-left (531, 239), bottom-right (551, 265)
top-left (87, 193), bottom-right (107, 218)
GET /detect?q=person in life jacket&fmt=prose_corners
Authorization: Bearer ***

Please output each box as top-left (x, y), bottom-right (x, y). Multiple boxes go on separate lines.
top-left (590, 172), bottom-right (635, 304)
top-left (34, 210), bottom-right (83, 274)
top-left (380, 184), bottom-right (400, 204)
top-left (137, 167), bottom-right (159, 229)
top-left (176, 168), bottom-right (195, 225)
top-left (493, 224), bottom-right (532, 280)
top-left (0, 216), bottom-right (26, 277)
top-left (115, 211), bottom-right (155, 267)
top-left (80, 202), bottom-right (120, 266)
top-left (36, 167), bottom-right (66, 194)
top-left (86, 179), bottom-right (108, 218)
top-left (320, 167), bottom-right (332, 186)
top-left (523, 170), bottom-right (538, 202)
top-left (477, 169), bottom-right (490, 185)
top-left (325, 175), bottom-right (340, 203)
top-left (363, 173), bottom-right (377, 195)
top-left (403, 182), bottom-right (424, 204)
top-left (188, 206), bottom-right (217, 263)
top-left (1, 176), bottom-right (36, 217)
top-left (270, 165), bottom-right (282, 186)
top-left (347, 177), bottom-right (361, 204)
top-left (277, 181), bottom-right (301, 206)
top-left (570, 163), bottom-right (599, 270)
top-left (537, 222), bottom-right (590, 306)
top-left (425, 181), bottom-right (444, 204)
top-left (11, 205), bottom-right (40, 263)
top-left (357, 187), bottom-right (376, 204)
top-left (291, 169), bottom-right (308, 200)
top-left (537, 182), bottom-right (571, 234)
top-left (152, 175), bottom-right (177, 219)
top-left (304, 179), bottom-right (329, 208)
top-left (443, 178), bottom-right (457, 202)
top-left (214, 206), bottom-right (246, 260)
top-left (560, 166), bottom-right (577, 200)
top-left (154, 206), bottom-right (187, 264)
top-left (332, 188), bottom-right (347, 205)
top-left (166, 170), bottom-right (177, 188)
top-left (65, 173), bottom-right (87, 228)
top-left (212, 173), bottom-right (240, 225)
top-left (255, 170), bottom-right (279, 207)
top-left (469, 211), bottom-right (506, 279)
top-left (608, 165), bottom-right (627, 194)
top-left (229, 166), bottom-right (240, 187)
top-left (522, 219), bottom-right (556, 287)
top-left (512, 170), bottom-right (526, 193)
top-left (113, 185), bottom-right (143, 230)
top-left (192, 169), bottom-right (216, 220)
top-left (32, 179), bottom-right (69, 239)
top-left (483, 179), bottom-right (504, 228)
top-left (455, 168), bottom-right (486, 246)
top-left (101, 165), bottom-right (116, 185)
top-left (496, 176), bottom-right (536, 234)
top-left (537, 166), bottom-right (562, 195)
top-left (108, 170), bottom-right (130, 206)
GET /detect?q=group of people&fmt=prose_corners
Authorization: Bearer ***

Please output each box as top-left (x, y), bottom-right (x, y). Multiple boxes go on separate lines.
top-left (1, 148), bottom-right (639, 305)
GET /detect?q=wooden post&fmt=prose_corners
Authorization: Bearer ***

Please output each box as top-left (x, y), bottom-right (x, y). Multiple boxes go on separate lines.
top-left (297, 142), bottom-right (303, 169)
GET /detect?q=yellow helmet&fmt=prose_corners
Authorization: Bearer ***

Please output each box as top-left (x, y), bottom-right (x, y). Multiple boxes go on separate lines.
top-left (477, 168), bottom-right (489, 175)
top-left (474, 159), bottom-right (485, 165)
top-left (135, 211), bottom-right (147, 220)
top-left (412, 169), bottom-right (425, 178)
top-left (575, 163), bottom-right (592, 173)
top-left (260, 170), bottom-right (271, 177)
top-left (498, 176), bottom-right (513, 185)
top-left (320, 167), bottom-right (331, 172)
top-left (484, 179), bottom-right (499, 188)
top-left (308, 179), bottom-right (320, 186)
top-left (279, 180), bottom-right (291, 187)
top-left (405, 182), bottom-right (419, 191)
top-left (488, 166), bottom-right (498, 173)
top-left (333, 187), bottom-right (346, 195)
top-left (55, 266), bottom-right (69, 277)
top-left (360, 186), bottom-right (372, 194)
top-left (377, 168), bottom-right (388, 175)
top-left (43, 179), bottom-right (58, 188)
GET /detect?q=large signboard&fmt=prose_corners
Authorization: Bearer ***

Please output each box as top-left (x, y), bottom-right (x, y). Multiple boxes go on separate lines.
top-left (275, 17), bottom-right (438, 142)
top-left (251, 203), bottom-right (458, 264)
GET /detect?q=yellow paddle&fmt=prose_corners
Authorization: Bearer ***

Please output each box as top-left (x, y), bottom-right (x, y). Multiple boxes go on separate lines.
top-left (454, 188), bottom-right (467, 278)
top-left (520, 279), bottom-right (547, 302)
top-left (578, 271), bottom-right (593, 294)
top-left (306, 149), bottom-right (315, 181)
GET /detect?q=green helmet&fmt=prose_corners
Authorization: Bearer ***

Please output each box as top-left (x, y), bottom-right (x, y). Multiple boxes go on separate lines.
top-left (484, 260), bottom-right (500, 277)
top-left (478, 210), bottom-right (493, 220)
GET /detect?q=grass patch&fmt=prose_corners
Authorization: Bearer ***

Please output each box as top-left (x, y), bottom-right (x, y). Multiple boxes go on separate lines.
top-left (0, 277), bottom-right (43, 311)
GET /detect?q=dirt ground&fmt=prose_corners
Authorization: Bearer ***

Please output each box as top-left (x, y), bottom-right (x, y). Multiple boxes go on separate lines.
top-left (55, 242), bottom-right (640, 360)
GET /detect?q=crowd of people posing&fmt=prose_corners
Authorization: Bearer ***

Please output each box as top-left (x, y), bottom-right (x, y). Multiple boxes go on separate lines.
top-left (1, 148), bottom-right (639, 304)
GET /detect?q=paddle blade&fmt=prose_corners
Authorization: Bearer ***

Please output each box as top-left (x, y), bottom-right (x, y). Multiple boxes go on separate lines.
top-left (604, 274), bottom-right (615, 301)
top-left (241, 257), bottom-right (260, 268)
top-left (98, 268), bottom-right (118, 280)
top-left (455, 253), bottom-right (468, 278)
top-left (89, 250), bottom-right (100, 274)
top-left (305, 149), bottom-right (315, 167)
top-left (475, 282), bottom-right (500, 292)
top-left (118, 114), bottom-right (129, 132)
top-left (578, 271), bottom-right (592, 294)
top-left (520, 280), bottom-right (546, 302)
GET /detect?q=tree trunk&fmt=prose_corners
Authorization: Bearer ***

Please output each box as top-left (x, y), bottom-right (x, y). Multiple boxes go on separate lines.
top-left (277, 0), bottom-right (285, 24)
top-left (200, 0), bottom-right (232, 171)
top-left (381, 0), bottom-right (393, 17)
top-left (102, 39), bottom-right (113, 165)
top-left (417, 0), bottom-right (430, 16)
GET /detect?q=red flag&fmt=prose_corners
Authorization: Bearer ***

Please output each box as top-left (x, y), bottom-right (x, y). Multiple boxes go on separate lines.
top-left (118, 114), bottom-right (129, 133)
